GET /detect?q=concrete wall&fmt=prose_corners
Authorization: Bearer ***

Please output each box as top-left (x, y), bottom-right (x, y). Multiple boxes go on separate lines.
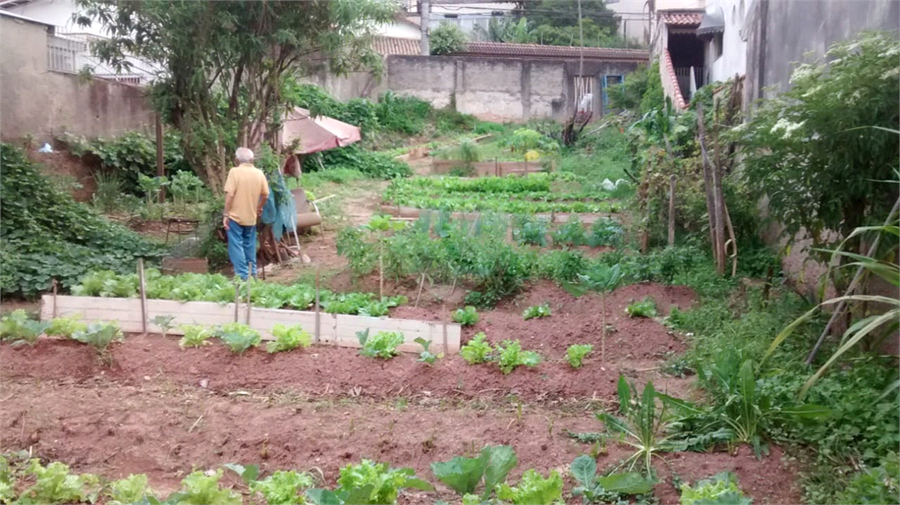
top-left (744, 0), bottom-right (899, 103)
top-left (0, 15), bottom-right (153, 143)
top-left (386, 55), bottom-right (643, 122)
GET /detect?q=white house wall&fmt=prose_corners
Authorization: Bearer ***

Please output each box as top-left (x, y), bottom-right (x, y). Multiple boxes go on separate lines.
top-left (376, 21), bottom-right (422, 40)
top-left (3, 0), bottom-right (103, 35)
top-left (705, 0), bottom-right (748, 83)
top-left (607, 0), bottom-right (651, 45)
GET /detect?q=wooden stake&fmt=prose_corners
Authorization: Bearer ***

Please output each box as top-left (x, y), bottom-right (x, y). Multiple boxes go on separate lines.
top-left (668, 175), bottom-right (676, 246)
top-left (245, 266), bottom-right (252, 325)
top-left (155, 115), bottom-right (165, 203)
top-left (138, 259), bottom-right (148, 335)
top-left (414, 273), bottom-right (426, 307)
top-left (234, 279), bottom-right (240, 323)
top-left (696, 102), bottom-right (720, 270)
top-left (442, 324), bottom-right (448, 356)
top-left (52, 279), bottom-right (58, 319)
top-left (378, 242), bottom-right (384, 300)
top-left (314, 268), bottom-right (321, 344)
top-left (712, 99), bottom-right (727, 275)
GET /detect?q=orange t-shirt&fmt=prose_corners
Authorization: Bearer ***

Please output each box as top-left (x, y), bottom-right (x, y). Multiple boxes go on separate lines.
top-left (223, 163), bottom-right (270, 226)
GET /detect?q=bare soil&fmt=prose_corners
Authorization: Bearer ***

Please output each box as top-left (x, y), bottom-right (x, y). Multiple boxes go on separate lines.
top-left (0, 282), bottom-right (802, 504)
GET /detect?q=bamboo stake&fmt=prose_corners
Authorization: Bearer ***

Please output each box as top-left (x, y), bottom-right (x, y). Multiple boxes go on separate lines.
top-left (138, 259), bottom-right (148, 335)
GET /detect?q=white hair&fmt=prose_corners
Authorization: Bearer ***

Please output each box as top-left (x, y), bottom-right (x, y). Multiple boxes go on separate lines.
top-left (235, 147), bottom-right (254, 163)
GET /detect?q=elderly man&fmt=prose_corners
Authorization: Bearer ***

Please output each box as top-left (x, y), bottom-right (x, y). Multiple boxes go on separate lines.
top-left (223, 147), bottom-right (270, 281)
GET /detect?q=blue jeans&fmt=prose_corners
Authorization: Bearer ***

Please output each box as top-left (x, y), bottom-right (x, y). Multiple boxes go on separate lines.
top-left (226, 219), bottom-right (257, 280)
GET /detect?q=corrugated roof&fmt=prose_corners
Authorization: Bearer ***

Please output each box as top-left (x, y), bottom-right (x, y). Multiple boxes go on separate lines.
top-left (453, 42), bottom-right (649, 61)
top-left (662, 11), bottom-right (703, 26)
top-left (372, 36), bottom-right (420, 56)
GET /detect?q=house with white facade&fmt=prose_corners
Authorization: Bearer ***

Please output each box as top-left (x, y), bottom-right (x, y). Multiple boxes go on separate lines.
top-left (0, 0), bottom-right (160, 84)
top-left (651, 0), bottom-right (897, 112)
top-left (650, 0), bottom-right (748, 109)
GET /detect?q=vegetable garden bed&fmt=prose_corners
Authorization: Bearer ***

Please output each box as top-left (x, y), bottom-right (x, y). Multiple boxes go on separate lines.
top-left (41, 295), bottom-right (461, 354)
top-left (379, 205), bottom-right (618, 225)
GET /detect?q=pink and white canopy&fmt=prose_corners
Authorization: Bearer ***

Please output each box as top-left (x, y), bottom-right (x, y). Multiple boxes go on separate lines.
top-left (279, 107), bottom-right (361, 155)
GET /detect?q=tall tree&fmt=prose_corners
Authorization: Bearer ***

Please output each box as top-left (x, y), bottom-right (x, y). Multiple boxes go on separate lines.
top-left (513, 0), bottom-right (618, 35)
top-left (75, 0), bottom-right (397, 193)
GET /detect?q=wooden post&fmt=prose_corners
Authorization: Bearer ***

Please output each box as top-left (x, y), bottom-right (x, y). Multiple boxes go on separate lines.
top-left (442, 323), bottom-right (448, 355)
top-left (245, 266), bottom-right (252, 325)
top-left (52, 279), bottom-right (58, 319)
top-left (234, 279), bottom-right (240, 323)
top-left (270, 227), bottom-right (284, 264)
top-left (155, 115), bottom-right (165, 203)
top-left (668, 175), bottom-right (676, 246)
top-left (414, 273), bottom-right (425, 307)
top-left (138, 259), bottom-right (148, 335)
top-left (314, 269), bottom-right (321, 344)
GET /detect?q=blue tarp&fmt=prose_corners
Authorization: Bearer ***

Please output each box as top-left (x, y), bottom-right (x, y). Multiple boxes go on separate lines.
top-left (260, 170), bottom-right (297, 241)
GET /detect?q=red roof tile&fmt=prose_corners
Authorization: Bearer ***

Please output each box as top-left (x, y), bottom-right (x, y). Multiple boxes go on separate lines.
top-left (372, 37), bottom-right (420, 56)
top-left (452, 42), bottom-right (649, 61)
top-left (662, 11), bottom-right (703, 26)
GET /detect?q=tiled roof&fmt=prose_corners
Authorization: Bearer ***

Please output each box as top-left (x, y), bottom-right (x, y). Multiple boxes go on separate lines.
top-left (452, 42), bottom-right (649, 61)
top-left (661, 11), bottom-right (703, 26)
top-left (372, 37), bottom-right (420, 56)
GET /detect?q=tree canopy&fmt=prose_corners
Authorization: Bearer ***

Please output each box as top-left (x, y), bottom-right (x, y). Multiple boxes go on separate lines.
top-left (75, 0), bottom-right (397, 192)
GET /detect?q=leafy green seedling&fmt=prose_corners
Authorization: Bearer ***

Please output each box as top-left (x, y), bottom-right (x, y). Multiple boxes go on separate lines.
top-left (306, 459), bottom-right (432, 505)
top-left (46, 314), bottom-right (88, 339)
top-left (250, 470), bottom-right (314, 505)
top-left (179, 325), bottom-right (213, 348)
top-left (216, 323), bottom-right (261, 354)
top-left (522, 304), bottom-right (551, 321)
top-left (460, 332), bottom-right (493, 365)
top-left (495, 340), bottom-right (540, 375)
top-left (415, 337), bottom-right (443, 365)
top-left (565, 263), bottom-right (623, 362)
top-left (0, 310), bottom-right (50, 346)
top-left (430, 445), bottom-right (517, 501)
top-left (679, 471), bottom-right (751, 505)
top-left (357, 329), bottom-right (404, 359)
top-left (626, 297), bottom-right (657, 318)
top-left (106, 474), bottom-right (155, 505)
top-left (597, 376), bottom-right (676, 474)
top-left (173, 469), bottom-right (241, 505)
top-left (267, 324), bottom-right (312, 353)
top-left (570, 455), bottom-right (654, 504)
top-left (452, 306), bottom-right (480, 326)
top-left (72, 322), bottom-right (123, 354)
top-left (18, 459), bottom-right (101, 505)
top-left (566, 344), bottom-right (594, 369)
top-left (150, 315), bottom-right (176, 337)
top-left (496, 468), bottom-right (563, 505)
